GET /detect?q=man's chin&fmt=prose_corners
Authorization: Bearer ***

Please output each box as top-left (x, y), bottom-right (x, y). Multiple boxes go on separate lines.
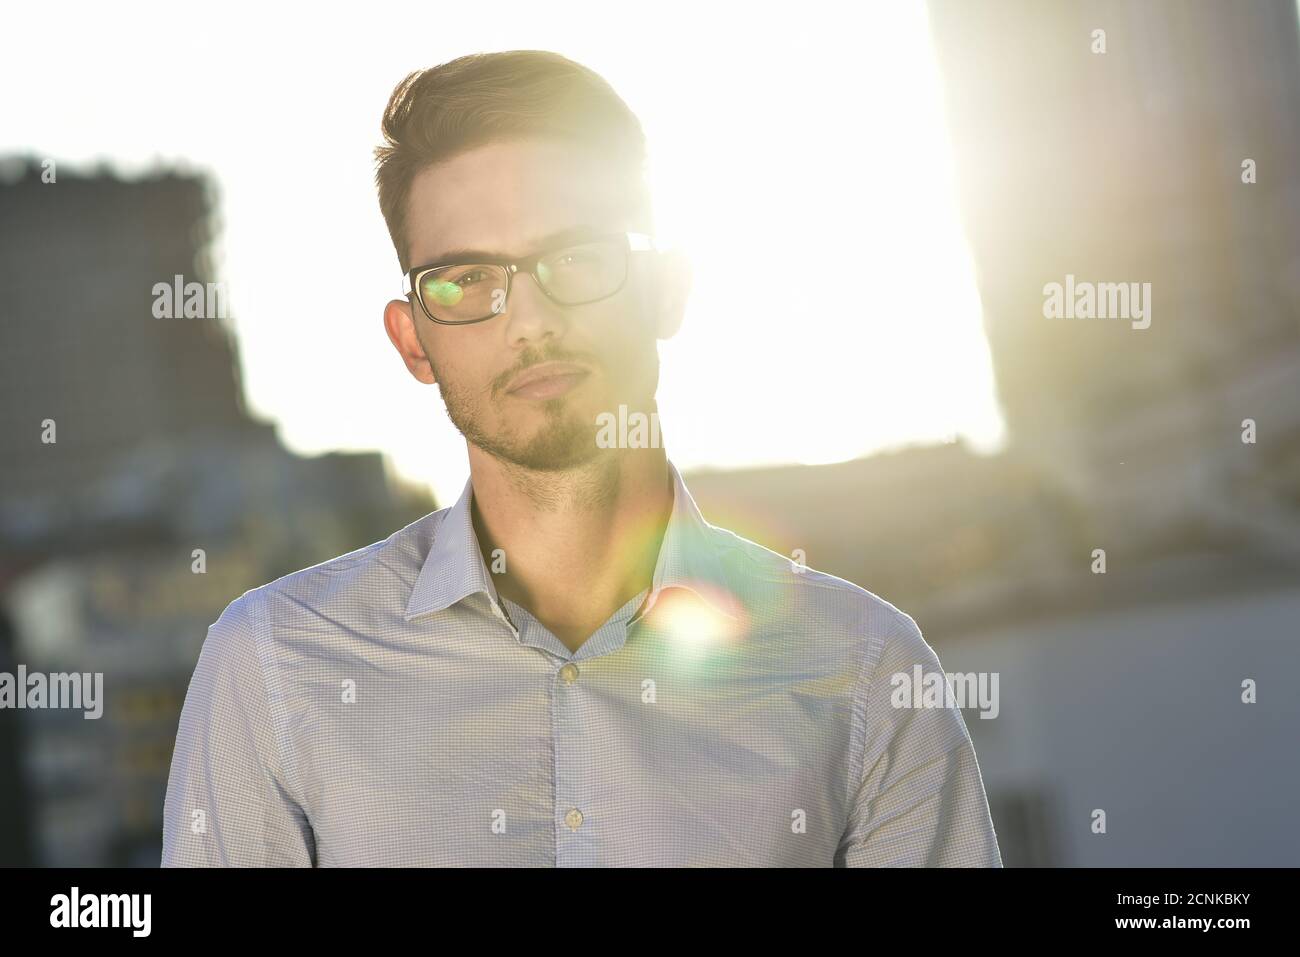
top-left (521, 432), bottom-right (605, 471)
top-left (478, 420), bottom-right (606, 472)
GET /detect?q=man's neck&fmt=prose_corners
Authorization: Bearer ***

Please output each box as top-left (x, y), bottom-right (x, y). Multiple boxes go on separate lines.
top-left (466, 444), bottom-right (674, 653)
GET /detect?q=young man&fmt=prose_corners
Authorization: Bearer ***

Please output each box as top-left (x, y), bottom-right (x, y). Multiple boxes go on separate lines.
top-left (162, 50), bottom-right (1002, 867)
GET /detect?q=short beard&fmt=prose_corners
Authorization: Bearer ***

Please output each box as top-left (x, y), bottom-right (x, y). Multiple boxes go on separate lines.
top-left (428, 351), bottom-right (601, 472)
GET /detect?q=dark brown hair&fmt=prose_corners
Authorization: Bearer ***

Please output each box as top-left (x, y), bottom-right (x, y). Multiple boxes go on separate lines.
top-left (375, 50), bottom-right (653, 272)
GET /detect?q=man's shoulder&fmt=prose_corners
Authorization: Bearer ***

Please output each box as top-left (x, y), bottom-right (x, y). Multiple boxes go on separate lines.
top-left (220, 507), bottom-right (449, 630)
top-left (705, 521), bottom-right (923, 645)
top-left (707, 523), bottom-right (946, 707)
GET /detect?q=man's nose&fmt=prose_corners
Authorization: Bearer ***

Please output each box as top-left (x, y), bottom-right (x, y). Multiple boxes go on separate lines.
top-left (502, 271), bottom-right (570, 344)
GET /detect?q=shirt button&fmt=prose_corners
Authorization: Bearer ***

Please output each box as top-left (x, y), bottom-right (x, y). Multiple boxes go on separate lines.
top-left (564, 808), bottom-right (584, 831)
top-left (558, 663), bottom-right (579, 685)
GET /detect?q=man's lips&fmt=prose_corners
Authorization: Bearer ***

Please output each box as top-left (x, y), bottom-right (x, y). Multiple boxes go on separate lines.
top-left (504, 361), bottom-right (591, 399)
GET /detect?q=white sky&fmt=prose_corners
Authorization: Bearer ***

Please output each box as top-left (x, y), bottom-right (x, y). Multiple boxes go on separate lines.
top-left (1, 0), bottom-right (1006, 506)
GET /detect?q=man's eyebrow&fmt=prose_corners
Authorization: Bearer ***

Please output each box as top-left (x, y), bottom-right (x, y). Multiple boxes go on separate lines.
top-left (425, 225), bottom-right (607, 265)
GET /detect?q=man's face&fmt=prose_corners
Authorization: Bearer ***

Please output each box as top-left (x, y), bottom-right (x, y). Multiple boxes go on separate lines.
top-left (387, 138), bottom-right (664, 472)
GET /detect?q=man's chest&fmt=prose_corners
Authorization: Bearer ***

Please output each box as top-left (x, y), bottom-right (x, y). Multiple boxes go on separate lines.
top-left (278, 641), bottom-right (859, 866)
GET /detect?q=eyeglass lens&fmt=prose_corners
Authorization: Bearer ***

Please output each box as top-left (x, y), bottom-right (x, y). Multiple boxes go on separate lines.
top-left (418, 238), bottom-right (627, 323)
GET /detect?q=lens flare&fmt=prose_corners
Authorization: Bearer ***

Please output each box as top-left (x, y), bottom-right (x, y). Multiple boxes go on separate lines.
top-left (648, 586), bottom-right (744, 659)
top-left (424, 278), bottom-right (464, 307)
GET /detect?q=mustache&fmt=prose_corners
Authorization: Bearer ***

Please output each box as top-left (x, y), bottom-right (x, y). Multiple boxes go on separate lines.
top-left (492, 347), bottom-right (600, 395)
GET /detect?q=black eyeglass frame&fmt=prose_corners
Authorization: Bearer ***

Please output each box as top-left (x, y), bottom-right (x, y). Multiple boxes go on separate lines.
top-left (402, 231), bottom-right (659, 325)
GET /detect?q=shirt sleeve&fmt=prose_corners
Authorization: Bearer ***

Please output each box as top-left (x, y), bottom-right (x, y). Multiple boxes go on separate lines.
top-left (836, 613), bottom-right (1002, 867)
top-left (161, 594), bottom-right (316, 867)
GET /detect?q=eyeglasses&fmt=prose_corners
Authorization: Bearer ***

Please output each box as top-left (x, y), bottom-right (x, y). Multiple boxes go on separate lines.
top-left (403, 231), bottom-right (658, 325)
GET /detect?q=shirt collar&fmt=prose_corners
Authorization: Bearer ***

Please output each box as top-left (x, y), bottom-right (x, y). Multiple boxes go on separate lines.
top-left (404, 459), bottom-right (743, 623)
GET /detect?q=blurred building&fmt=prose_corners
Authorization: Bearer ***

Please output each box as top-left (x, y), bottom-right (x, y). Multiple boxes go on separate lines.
top-left (0, 158), bottom-right (435, 865)
top-left (927, 0), bottom-right (1300, 564)
top-left (0, 160), bottom-right (246, 503)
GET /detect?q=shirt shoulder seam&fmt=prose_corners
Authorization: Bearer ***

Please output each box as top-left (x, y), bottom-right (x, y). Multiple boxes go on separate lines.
top-left (840, 603), bottom-right (930, 849)
top-left (240, 589), bottom-right (311, 818)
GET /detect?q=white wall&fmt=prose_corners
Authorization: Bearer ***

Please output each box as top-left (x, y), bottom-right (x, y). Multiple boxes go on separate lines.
top-left (932, 586), bottom-right (1300, 865)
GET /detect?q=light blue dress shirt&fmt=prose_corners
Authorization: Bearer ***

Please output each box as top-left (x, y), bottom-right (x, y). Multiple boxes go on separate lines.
top-left (162, 460), bottom-right (1001, 866)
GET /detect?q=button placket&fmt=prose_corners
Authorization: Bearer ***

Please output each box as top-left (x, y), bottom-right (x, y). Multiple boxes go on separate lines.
top-left (553, 654), bottom-right (597, 865)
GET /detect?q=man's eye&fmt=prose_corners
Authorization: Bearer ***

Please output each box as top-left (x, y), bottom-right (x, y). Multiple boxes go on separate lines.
top-left (454, 269), bottom-right (489, 285)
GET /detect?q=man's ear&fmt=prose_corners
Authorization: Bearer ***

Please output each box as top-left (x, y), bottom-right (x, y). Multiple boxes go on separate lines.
top-left (651, 249), bottom-right (692, 340)
top-left (383, 297), bottom-right (437, 385)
